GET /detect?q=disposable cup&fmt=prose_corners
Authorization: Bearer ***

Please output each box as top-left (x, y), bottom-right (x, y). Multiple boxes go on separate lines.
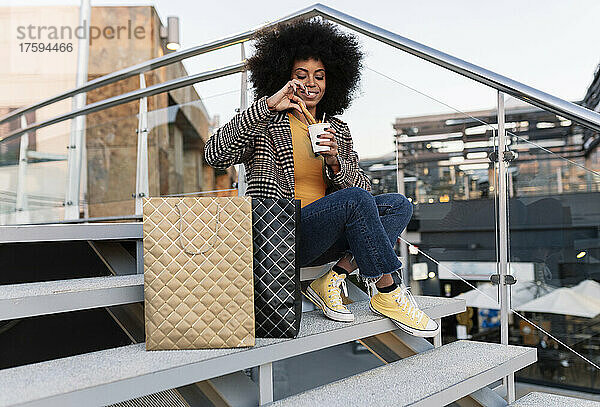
top-left (308, 123), bottom-right (331, 155)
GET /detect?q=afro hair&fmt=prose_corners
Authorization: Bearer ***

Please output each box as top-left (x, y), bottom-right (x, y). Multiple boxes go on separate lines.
top-left (247, 18), bottom-right (364, 118)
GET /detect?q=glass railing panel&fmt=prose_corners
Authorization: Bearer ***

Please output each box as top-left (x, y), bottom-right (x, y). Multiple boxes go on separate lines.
top-left (0, 132), bottom-right (22, 221)
top-left (0, 129), bottom-right (68, 225)
top-left (339, 28), bottom-right (502, 346)
top-left (85, 85), bottom-right (245, 214)
top-left (191, 72), bottom-right (245, 135)
top-left (145, 83), bottom-right (242, 200)
top-left (0, 100), bottom-right (141, 225)
top-left (0, 82), bottom-right (245, 225)
top-left (502, 95), bottom-right (600, 392)
top-left (84, 102), bottom-right (140, 219)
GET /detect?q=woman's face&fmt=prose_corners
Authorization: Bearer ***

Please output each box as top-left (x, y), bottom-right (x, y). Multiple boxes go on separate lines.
top-left (290, 58), bottom-right (326, 110)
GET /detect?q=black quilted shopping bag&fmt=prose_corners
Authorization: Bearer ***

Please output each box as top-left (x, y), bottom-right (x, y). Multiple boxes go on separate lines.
top-left (252, 198), bottom-right (302, 338)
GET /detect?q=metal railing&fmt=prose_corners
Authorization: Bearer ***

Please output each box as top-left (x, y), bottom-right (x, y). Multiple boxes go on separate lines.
top-left (2, 3), bottom-right (600, 140)
top-left (0, 5), bottom-right (319, 127)
top-left (2, 3), bottom-right (600, 402)
top-left (0, 64), bottom-right (245, 144)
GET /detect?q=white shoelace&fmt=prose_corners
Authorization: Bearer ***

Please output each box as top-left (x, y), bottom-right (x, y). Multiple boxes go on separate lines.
top-left (393, 284), bottom-right (425, 324)
top-left (329, 274), bottom-right (349, 308)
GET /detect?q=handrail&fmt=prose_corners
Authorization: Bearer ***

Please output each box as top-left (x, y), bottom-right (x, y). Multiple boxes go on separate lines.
top-left (311, 4), bottom-right (600, 132)
top-left (1, 63), bottom-right (244, 143)
top-left (0, 5), bottom-right (319, 126)
top-left (1, 3), bottom-right (599, 139)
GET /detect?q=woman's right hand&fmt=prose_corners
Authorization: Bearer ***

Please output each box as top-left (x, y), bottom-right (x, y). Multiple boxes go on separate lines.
top-left (266, 79), bottom-right (308, 113)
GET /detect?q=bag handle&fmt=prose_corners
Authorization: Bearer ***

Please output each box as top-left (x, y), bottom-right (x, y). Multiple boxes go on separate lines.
top-left (175, 201), bottom-right (220, 255)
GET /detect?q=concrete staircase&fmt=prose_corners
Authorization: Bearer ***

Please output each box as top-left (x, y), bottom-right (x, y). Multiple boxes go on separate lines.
top-left (0, 297), bottom-right (464, 406)
top-left (1, 221), bottom-right (582, 407)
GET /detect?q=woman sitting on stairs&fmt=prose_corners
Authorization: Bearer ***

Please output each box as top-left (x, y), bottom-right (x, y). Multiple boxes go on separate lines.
top-left (204, 18), bottom-right (438, 337)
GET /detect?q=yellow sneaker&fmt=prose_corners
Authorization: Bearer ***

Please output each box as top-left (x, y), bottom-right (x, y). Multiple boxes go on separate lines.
top-left (305, 268), bottom-right (354, 322)
top-left (370, 284), bottom-right (439, 337)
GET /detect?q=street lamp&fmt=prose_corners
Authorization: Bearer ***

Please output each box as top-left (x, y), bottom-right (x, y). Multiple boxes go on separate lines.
top-left (160, 16), bottom-right (180, 51)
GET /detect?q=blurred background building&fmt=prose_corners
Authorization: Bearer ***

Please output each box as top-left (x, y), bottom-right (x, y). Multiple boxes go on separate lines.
top-left (361, 63), bottom-right (600, 393)
top-left (0, 5), bottom-right (236, 223)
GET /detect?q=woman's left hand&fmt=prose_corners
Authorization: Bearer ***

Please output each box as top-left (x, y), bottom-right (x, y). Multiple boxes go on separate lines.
top-left (316, 128), bottom-right (339, 167)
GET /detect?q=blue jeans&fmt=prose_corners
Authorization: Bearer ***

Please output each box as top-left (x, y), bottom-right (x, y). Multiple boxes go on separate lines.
top-left (297, 187), bottom-right (413, 280)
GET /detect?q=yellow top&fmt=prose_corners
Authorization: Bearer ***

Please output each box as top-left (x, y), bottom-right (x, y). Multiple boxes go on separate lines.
top-left (288, 112), bottom-right (327, 208)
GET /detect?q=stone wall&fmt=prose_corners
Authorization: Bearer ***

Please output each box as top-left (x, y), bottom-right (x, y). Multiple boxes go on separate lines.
top-left (83, 6), bottom-right (236, 217)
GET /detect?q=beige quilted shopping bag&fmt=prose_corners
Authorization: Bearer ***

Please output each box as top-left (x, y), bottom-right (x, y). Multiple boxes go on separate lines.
top-left (142, 196), bottom-right (255, 350)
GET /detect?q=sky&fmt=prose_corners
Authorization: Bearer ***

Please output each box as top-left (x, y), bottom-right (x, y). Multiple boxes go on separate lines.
top-left (4, 0), bottom-right (600, 158)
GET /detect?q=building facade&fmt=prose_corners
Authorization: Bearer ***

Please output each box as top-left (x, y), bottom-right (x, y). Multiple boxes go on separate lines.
top-left (0, 5), bottom-right (236, 223)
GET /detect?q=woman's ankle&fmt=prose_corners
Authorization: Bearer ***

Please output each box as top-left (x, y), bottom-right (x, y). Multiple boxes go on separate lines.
top-left (375, 273), bottom-right (394, 288)
top-left (334, 252), bottom-right (356, 274)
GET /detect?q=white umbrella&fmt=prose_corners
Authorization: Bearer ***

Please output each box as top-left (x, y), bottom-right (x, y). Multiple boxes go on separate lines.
top-left (512, 282), bottom-right (556, 307)
top-left (455, 283), bottom-right (500, 309)
top-left (571, 280), bottom-right (600, 298)
top-left (515, 287), bottom-right (600, 318)
top-left (455, 282), bottom-right (554, 310)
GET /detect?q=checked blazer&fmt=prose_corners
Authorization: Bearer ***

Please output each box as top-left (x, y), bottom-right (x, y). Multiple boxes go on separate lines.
top-left (204, 96), bottom-right (371, 198)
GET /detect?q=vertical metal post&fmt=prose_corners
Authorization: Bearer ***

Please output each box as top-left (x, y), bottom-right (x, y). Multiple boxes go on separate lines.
top-left (395, 137), bottom-right (409, 286)
top-left (136, 240), bottom-right (145, 275)
top-left (556, 167), bottom-right (563, 194)
top-left (237, 42), bottom-right (248, 196)
top-left (258, 362), bottom-right (273, 405)
top-left (240, 43), bottom-right (248, 113)
top-left (64, 0), bottom-right (91, 219)
top-left (433, 318), bottom-right (442, 348)
top-left (135, 73), bottom-right (149, 276)
top-left (135, 73), bottom-right (149, 216)
top-left (16, 115), bottom-right (30, 223)
top-left (497, 91), bottom-right (515, 402)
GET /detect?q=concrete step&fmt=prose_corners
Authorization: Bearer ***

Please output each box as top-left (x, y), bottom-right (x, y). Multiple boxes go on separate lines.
top-left (0, 272), bottom-right (377, 320)
top-left (0, 296), bottom-right (464, 407)
top-left (0, 222), bottom-right (141, 243)
top-left (510, 392), bottom-right (600, 406)
top-left (0, 221), bottom-right (343, 282)
top-left (268, 340), bottom-right (537, 407)
top-left (104, 388), bottom-right (189, 407)
top-left (0, 274), bottom-right (143, 321)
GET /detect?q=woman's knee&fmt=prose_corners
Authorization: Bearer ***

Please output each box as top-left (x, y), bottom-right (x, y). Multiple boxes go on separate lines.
top-left (343, 186), bottom-right (374, 207)
top-left (400, 194), bottom-right (413, 217)
top-left (333, 187), bottom-right (375, 219)
top-left (376, 193), bottom-right (413, 217)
